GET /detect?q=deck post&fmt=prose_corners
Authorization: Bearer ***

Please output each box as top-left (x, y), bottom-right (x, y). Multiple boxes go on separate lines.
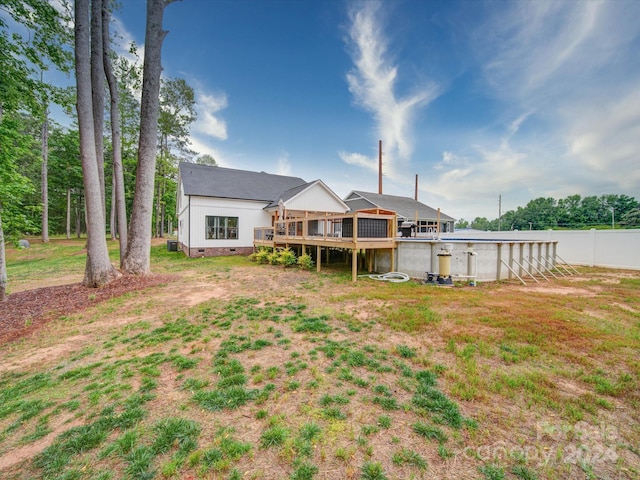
top-left (352, 248), bottom-right (358, 282)
top-left (317, 245), bottom-right (321, 272)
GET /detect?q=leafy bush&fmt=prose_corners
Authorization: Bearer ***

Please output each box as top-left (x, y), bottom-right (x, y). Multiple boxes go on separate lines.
top-left (297, 253), bottom-right (314, 270)
top-left (250, 247), bottom-right (272, 264)
top-left (267, 251), bottom-right (280, 265)
top-left (277, 247), bottom-right (297, 267)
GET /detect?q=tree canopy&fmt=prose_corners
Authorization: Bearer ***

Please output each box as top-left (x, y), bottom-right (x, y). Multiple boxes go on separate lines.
top-left (457, 194), bottom-right (640, 231)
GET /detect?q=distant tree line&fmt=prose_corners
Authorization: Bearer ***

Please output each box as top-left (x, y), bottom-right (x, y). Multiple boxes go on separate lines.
top-left (456, 194), bottom-right (640, 231)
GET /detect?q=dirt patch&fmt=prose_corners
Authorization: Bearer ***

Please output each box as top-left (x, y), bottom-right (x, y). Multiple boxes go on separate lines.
top-left (0, 413), bottom-right (83, 471)
top-left (0, 274), bottom-right (178, 346)
top-left (513, 284), bottom-right (598, 296)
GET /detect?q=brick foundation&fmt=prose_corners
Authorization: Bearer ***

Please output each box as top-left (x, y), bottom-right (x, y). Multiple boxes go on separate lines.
top-left (179, 243), bottom-right (253, 257)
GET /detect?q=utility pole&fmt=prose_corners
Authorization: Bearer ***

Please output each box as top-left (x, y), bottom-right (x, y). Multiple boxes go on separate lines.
top-left (611, 207), bottom-right (615, 229)
top-left (378, 140), bottom-right (383, 194)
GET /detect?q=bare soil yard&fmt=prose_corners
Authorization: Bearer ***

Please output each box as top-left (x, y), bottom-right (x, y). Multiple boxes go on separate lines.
top-left (1, 239), bottom-right (638, 480)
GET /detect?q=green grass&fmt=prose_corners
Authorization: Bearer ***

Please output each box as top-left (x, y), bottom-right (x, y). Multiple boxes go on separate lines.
top-left (260, 425), bottom-right (289, 448)
top-left (2, 239), bottom-right (639, 480)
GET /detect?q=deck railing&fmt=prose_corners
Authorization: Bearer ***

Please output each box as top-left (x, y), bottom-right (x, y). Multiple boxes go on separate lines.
top-left (254, 211), bottom-right (397, 245)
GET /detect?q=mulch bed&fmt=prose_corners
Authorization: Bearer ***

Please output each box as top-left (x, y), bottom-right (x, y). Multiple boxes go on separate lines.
top-left (0, 274), bottom-right (177, 345)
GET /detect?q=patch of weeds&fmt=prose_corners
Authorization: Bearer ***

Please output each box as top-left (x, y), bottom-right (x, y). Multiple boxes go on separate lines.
top-left (322, 407), bottom-right (347, 420)
top-left (124, 445), bottom-right (155, 479)
top-left (217, 373), bottom-right (247, 389)
top-left (287, 380), bottom-right (301, 391)
top-left (412, 421), bottom-right (447, 443)
top-left (371, 396), bottom-right (399, 411)
top-left (4, 399), bottom-right (54, 432)
top-left (256, 409), bottom-right (268, 420)
top-left (291, 462), bottom-right (318, 480)
top-left (194, 386), bottom-right (257, 411)
top-left (33, 417), bottom-right (114, 477)
top-left (299, 422), bottom-right (322, 442)
top-left (373, 384), bottom-right (393, 396)
top-left (266, 366), bottom-right (280, 379)
top-left (361, 425), bottom-right (380, 436)
top-left (140, 376), bottom-right (157, 393)
top-left (511, 465), bottom-right (538, 480)
top-left (171, 354), bottom-right (199, 370)
top-left (58, 362), bottom-right (103, 381)
top-left (20, 419), bottom-right (51, 443)
top-left (219, 434), bottom-right (252, 460)
top-left (395, 344), bottom-right (416, 358)
top-left (378, 415), bottom-right (392, 429)
top-left (285, 360), bottom-right (308, 376)
top-left (361, 461), bottom-right (388, 480)
top-left (582, 371), bottom-right (630, 397)
top-left (479, 463), bottom-right (505, 480)
top-left (380, 303), bottom-right (440, 332)
top-left (319, 394), bottom-right (350, 406)
top-left (335, 446), bottom-right (356, 462)
top-left (337, 368), bottom-right (370, 388)
top-left (214, 358), bottom-right (245, 378)
top-left (70, 346), bottom-right (95, 361)
top-left (392, 448), bottom-right (427, 469)
top-left (412, 371), bottom-right (464, 428)
top-left (438, 442), bottom-right (454, 459)
top-left (152, 417), bottom-right (201, 455)
top-left (260, 425), bottom-right (290, 448)
top-left (293, 315), bottom-right (332, 334)
top-left (251, 338), bottom-right (273, 350)
top-left (183, 378), bottom-right (209, 391)
top-left (100, 429), bottom-right (140, 458)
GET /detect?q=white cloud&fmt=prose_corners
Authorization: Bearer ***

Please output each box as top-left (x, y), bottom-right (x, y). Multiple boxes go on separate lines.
top-left (111, 15), bottom-right (143, 66)
top-left (192, 89), bottom-right (228, 140)
top-left (342, 1), bottom-right (439, 178)
top-left (338, 151), bottom-right (377, 171)
top-left (440, 0), bottom-right (640, 218)
top-left (564, 88), bottom-right (640, 188)
top-left (276, 153), bottom-right (291, 176)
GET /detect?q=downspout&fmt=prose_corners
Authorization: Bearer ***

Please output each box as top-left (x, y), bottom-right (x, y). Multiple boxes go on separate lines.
top-left (188, 195), bottom-right (191, 257)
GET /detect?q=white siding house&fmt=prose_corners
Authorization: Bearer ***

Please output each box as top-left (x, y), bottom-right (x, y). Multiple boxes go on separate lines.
top-left (177, 163), bottom-right (348, 257)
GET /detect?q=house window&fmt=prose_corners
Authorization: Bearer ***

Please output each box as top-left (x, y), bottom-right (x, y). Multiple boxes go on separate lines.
top-left (205, 216), bottom-right (238, 240)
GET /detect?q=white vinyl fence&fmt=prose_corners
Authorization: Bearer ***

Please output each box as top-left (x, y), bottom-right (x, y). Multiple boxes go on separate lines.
top-left (445, 229), bottom-right (640, 271)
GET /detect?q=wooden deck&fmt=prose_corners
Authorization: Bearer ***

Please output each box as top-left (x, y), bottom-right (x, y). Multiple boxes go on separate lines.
top-left (254, 211), bottom-right (397, 281)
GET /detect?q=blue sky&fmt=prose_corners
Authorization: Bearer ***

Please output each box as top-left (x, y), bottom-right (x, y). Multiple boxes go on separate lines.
top-left (97, 0), bottom-right (640, 220)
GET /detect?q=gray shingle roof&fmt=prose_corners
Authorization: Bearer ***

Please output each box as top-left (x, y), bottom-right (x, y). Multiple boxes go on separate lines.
top-left (345, 191), bottom-right (456, 221)
top-left (264, 181), bottom-right (316, 208)
top-left (179, 162), bottom-right (307, 202)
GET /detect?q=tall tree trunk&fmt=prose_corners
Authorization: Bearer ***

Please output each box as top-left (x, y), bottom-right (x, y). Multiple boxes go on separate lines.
top-left (75, 0), bottom-right (118, 287)
top-left (0, 105), bottom-right (7, 301)
top-left (110, 175), bottom-right (116, 240)
top-left (0, 209), bottom-right (7, 302)
top-left (155, 170), bottom-right (161, 237)
top-left (41, 105), bottom-right (49, 243)
top-left (102, 0), bottom-right (128, 262)
top-left (66, 188), bottom-right (71, 239)
top-left (75, 195), bottom-right (81, 238)
top-left (91, 0), bottom-right (106, 215)
top-left (123, 0), bottom-right (174, 274)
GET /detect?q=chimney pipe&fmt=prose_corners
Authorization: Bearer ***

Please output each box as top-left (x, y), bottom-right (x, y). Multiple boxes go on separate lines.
top-left (415, 174), bottom-right (418, 201)
top-left (378, 140), bottom-right (382, 194)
